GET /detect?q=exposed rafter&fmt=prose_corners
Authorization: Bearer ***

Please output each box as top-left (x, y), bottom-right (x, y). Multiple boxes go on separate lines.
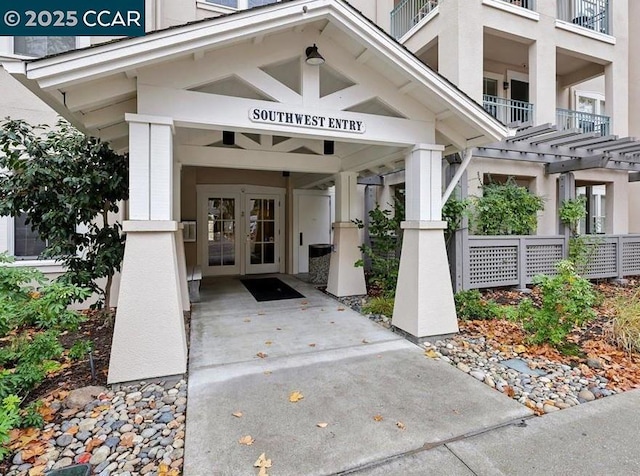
top-left (475, 124), bottom-right (640, 174)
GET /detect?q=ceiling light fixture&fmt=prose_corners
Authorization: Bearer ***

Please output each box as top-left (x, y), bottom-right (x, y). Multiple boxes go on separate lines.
top-left (305, 44), bottom-right (325, 65)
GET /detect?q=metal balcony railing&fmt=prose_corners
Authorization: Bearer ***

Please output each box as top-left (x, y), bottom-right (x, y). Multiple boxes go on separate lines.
top-left (498, 0), bottom-right (536, 11)
top-left (556, 108), bottom-right (611, 136)
top-left (483, 95), bottom-right (534, 126)
top-left (557, 0), bottom-right (610, 35)
top-left (390, 0), bottom-right (439, 39)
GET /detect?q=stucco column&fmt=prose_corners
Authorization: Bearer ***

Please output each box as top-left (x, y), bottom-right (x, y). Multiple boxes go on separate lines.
top-left (326, 171), bottom-right (366, 297)
top-left (108, 114), bottom-right (188, 383)
top-left (529, 40), bottom-right (556, 125)
top-left (605, 61), bottom-right (629, 136)
top-left (392, 144), bottom-right (459, 340)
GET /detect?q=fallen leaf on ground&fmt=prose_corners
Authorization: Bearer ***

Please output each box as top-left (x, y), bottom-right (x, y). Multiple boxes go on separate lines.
top-left (258, 312), bottom-right (266, 316)
top-left (301, 307), bottom-right (308, 311)
top-left (362, 339), bottom-right (369, 344)
top-left (373, 414), bottom-right (383, 422)
top-left (301, 301), bottom-right (308, 305)
top-left (264, 371), bottom-right (272, 375)
top-left (424, 349), bottom-right (438, 358)
top-left (513, 344), bottom-right (527, 354)
top-left (76, 453), bottom-right (91, 464)
top-left (505, 386), bottom-right (516, 398)
top-left (316, 422), bottom-right (328, 428)
top-left (276, 327), bottom-right (282, 330)
top-left (396, 421), bottom-right (406, 430)
top-left (254, 452), bottom-right (273, 476)
top-left (256, 352), bottom-right (268, 359)
top-left (239, 435), bottom-right (255, 446)
top-left (232, 412), bottom-right (243, 418)
top-left (265, 341), bottom-right (273, 345)
top-left (337, 307), bottom-right (345, 311)
top-left (28, 465), bottom-right (46, 476)
top-left (65, 426), bottom-right (79, 436)
top-left (120, 434), bottom-right (134, 448)
top-left (308, 343), bottom-right (316, 347)
top-left (244, 319), bottom-right (251, 323)
top-left (21, 443), bottom-right (47, 461)
top-left (289, 391), bottom-right (304, 403)
top-left (85, 438), bottom-right (103, 452)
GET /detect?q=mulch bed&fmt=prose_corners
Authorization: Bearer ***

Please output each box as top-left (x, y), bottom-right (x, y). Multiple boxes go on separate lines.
top-left (26, 311), bottom-right (113, 405)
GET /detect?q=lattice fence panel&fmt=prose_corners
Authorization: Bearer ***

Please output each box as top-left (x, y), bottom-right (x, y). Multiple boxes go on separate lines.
top-left (526, 244), bottom-right (563, 279)
top-left (468, 245), bottom-right (518, 287)
top-left (622, 241), bottom-right (640, 275)
top-left (584, 242), bottom-right (617, 278)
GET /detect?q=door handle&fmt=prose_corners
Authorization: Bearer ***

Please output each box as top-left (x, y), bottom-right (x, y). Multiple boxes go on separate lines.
top-left (300, 232), bottom-right (303, 246)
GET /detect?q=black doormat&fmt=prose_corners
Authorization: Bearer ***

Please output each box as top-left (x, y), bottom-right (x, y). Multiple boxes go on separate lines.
top-left (240, 277), bottom-right (305, 302)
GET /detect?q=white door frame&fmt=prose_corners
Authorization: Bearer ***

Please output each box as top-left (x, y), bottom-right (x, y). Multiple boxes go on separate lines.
top-left (197, 184), bottom-right (285, 276)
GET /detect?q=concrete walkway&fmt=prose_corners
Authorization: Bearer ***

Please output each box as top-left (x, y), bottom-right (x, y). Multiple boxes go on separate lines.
top-left (183, 276), bottom-right (532, 475)
top-left (355, 388), bottom-right (640, 475)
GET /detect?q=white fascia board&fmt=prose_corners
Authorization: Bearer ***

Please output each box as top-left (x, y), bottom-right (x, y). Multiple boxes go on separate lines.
top-left (25, 0), bottom-right (334, 89)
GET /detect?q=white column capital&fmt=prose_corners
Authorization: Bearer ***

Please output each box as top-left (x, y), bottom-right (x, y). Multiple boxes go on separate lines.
top-left (412, 143), bottom-right (445, 153)
top-left (125, 113), bottom-right (175, 132)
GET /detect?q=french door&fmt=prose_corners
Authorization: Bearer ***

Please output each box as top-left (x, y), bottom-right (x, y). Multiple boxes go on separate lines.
top-left (198, 186), bottom-right (283, 276)
top-left (245, 194), bottom-right (280, 274)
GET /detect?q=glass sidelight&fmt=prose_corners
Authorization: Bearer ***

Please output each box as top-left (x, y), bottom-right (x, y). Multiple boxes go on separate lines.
top-left (207, 197), bottom-right (236, 266)
top-left (248, 198), bottom-right (276, 266)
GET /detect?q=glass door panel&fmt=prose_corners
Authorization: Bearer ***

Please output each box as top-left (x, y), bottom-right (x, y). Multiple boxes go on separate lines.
top-left (246, 195), bottom-right (279, 274)
top-left (202, 194), bottom-right (240, 275)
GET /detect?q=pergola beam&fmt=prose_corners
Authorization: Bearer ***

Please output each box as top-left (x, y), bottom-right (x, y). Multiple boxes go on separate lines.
top-left (546, 155), bottom-right (610, 174)
top-left (506, 123), bottom-right (556, 142)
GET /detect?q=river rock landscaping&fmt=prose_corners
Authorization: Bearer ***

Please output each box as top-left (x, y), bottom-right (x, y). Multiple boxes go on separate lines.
top-left (4, 379), bottom-right (187, 476)
top-left (339, 278), bottom-right (640, 415)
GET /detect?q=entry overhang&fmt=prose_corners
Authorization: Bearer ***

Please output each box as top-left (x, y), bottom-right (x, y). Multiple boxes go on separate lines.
top-left (3, 0), bottom-right (511, 153)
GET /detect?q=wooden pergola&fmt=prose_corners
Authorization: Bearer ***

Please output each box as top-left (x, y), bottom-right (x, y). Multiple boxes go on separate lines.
top-left (473, 123), bottom-right (640, 181)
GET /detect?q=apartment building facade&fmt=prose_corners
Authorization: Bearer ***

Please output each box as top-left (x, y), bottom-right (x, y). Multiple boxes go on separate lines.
top-left (393, 0), bottom-right (639, 237)
top-left (2, 0), bottom-right (638, 381)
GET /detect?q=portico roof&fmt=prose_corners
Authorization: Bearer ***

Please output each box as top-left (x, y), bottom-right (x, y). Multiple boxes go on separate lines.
top-left (3, 0), bottom-right (510, 161)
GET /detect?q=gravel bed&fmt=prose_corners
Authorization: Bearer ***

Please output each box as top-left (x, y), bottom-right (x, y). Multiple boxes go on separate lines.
top-left (336, 294), bottom-right (615, 414)
top-left (422, 338), bottom-right (614, 414)
top-left (7, 379), bottom-right (187, 476)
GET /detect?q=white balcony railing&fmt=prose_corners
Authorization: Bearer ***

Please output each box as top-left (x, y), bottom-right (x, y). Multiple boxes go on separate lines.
top-left (483, 95), bottom-right (534, 126)
top-left (498, 0), bottom-right (536, 11)
top-left (390, 0), bottom-right (439, 39)
top-left (557, 0), bottom-right (610, 35)
top-left (556, 108), bottom-right (611, 136)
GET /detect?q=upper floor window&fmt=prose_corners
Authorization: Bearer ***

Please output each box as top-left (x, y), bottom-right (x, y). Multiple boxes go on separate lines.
top-left (205, 0), bottom-right (278, 9)
top-left (14, 36), bottom-right (76, 58)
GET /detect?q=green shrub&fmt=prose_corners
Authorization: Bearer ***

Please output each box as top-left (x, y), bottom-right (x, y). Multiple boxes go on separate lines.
top-left (0, 395), bottom-right (21, 459)
top-left (518, 260), bottom-right (597, 346)
top-left (68, 339), bottom-right (93, 361)
top-left (0, 253), bottom-right (90, 459)
top-left (471, 177), bottom-right (544, 236)
top-left (362, 296), bottom-right (395, 317)
top-left (354, 201), bottom-right (403, 296)
top-left (454, 289), bottom-right (501, 320)
top-left (611, 290), bottom-right (640, 354)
